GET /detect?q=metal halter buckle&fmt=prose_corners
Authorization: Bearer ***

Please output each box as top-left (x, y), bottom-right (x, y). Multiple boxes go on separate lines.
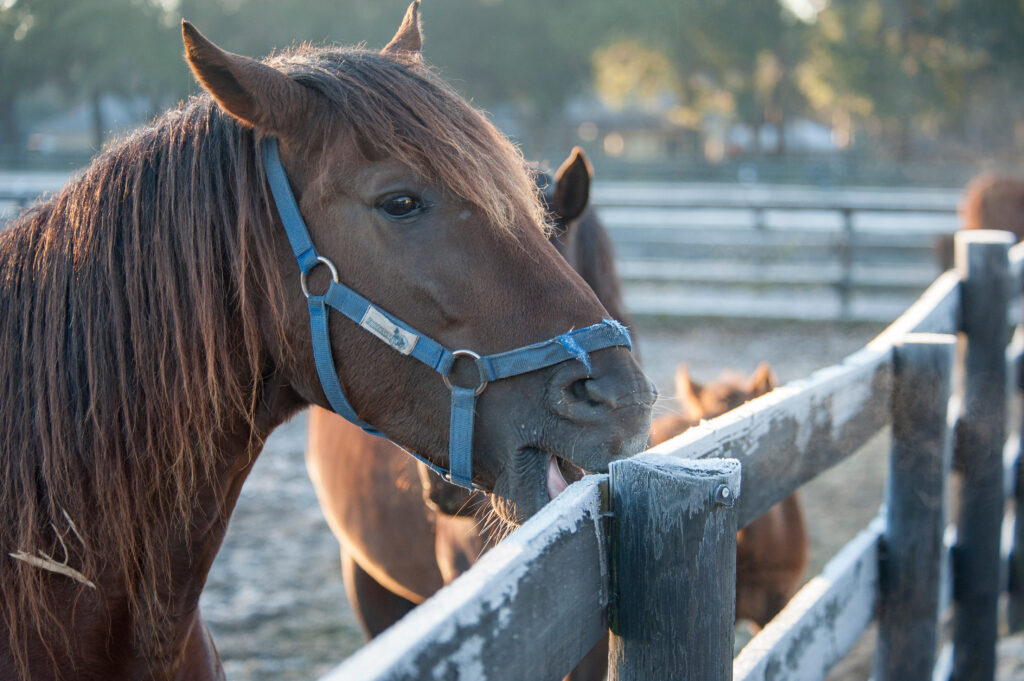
top-left (300, 256), bottom-right (340, 298)
top-left (442, 349), bottom-right (488, 396)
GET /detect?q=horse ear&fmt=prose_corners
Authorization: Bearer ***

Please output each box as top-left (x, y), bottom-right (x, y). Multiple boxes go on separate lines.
top-left (382, 1), bottom-right (423, 62)
top-left (675, 365), bottom-right (703, 418)
top-left (553, 147), bottom-right (592, 222)
top-left (748, 362), bottom-right (777, 396)
top-left (182, 21), bottom-right (317, 137)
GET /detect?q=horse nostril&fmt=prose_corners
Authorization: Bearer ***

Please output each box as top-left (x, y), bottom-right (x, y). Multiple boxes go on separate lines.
top-left (569, 378), bottom-right (602, 407)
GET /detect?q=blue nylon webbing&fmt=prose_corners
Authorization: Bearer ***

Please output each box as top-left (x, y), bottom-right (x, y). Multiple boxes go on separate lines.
top-left (309, 296), bottom-right (380, 434)
top-left (263, 137), bottom-right (321, 273)
top-left (447, 387), bottom-right (477, 488)
top-left (261, 136), bottom-right (633, 490)
top-left (477, 319), bottom-right (632, 382)
top-left (321, 283), bottom-right (452, 373)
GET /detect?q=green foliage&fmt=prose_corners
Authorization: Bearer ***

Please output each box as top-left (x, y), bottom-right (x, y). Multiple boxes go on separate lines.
top-left (1, 0), bottom-right (1022, 160)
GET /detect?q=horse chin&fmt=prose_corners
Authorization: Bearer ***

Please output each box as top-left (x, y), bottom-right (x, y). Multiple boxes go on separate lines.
top-left (488, 447), bottom-right (590, 526)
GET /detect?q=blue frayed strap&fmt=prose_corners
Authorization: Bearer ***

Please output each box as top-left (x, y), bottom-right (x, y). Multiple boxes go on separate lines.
top-left (477, 319), bottom-right (631, 382)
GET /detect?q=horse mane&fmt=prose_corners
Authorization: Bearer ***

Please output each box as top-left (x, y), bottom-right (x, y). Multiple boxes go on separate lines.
top-left (0, 42), bottom-right (543, 675)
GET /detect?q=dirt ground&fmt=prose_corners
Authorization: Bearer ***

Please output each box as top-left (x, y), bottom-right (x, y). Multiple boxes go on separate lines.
top-left (200, 316), bottom-right (1023, 680)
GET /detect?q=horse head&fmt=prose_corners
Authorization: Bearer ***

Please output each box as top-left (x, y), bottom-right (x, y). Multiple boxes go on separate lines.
top-left (649, 363), bottom-right (776, 446)
top-left (183, 3), bottom-right (655, 524)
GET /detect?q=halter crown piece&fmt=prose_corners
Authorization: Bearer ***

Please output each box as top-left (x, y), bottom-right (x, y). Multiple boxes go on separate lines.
top-left (262, 137), bottom-right (633, 490)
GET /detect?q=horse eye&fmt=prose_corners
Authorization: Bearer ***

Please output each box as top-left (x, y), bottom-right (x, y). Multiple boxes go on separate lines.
top-left (378, 195), bottom-right (425, 219)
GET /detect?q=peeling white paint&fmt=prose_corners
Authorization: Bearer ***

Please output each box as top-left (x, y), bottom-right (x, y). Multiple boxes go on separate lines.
top-left (321, 477), bottom-right (605, 681)
top-left (431, 634), bottom-right (486, 681)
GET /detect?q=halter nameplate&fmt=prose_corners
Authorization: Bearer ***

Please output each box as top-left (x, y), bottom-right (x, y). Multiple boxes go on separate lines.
top-left (261, 137), bottom-right (632, 490)
top-left (360, 306), bottom-right (419, 355)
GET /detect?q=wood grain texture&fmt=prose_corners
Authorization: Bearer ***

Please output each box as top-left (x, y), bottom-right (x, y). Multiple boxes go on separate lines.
top-left (952, 230), bottom-right (1014, 681)
top-left (875, 334), bottom-right (955, 681)
top-left (320, 476), bottom-right (608, 681)
top-left (608, 455), bottom-right (741, 681)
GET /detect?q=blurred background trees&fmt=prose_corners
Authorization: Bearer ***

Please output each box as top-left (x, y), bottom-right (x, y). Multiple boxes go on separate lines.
top-left (0, 0), bottom-right (1021, 184)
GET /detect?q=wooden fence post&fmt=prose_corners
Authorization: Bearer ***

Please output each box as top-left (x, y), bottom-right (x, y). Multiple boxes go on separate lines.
top-left (875, 333), bottom-right (955, 681)
top-left (1009, 275), bottom-right (1024, 631)
top-left (608, 454), bottom-right (741, 681)
top-left (837, 207), bottom-right (855, 321)
top-left (952, 230), bottom-right (1013, 681)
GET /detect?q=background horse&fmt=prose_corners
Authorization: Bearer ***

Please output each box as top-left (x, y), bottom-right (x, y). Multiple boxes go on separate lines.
top-left (650, 363), bottom-right (809, 629)
top-left (0, 6), bottom-right (654, 679)
top-left (936, 173), bottom-right (1024, 268)
top-left (961, 173), bottom-right (1024, 238)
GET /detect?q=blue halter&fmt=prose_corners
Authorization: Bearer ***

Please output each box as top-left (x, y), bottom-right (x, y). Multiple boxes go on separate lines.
top-left (261, 137), bottom-right (632, 490)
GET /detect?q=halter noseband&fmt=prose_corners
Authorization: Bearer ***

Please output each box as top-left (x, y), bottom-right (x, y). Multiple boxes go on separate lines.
top-left (262, 137), bottom-right (632, 490)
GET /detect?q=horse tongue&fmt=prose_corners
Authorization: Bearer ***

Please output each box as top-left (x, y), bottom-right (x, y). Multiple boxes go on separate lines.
top-left (547, 455), bottom-right (569, 500)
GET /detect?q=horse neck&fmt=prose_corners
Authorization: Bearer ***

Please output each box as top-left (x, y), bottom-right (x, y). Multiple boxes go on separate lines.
top-left (573, 209), bottom-right (630, 326)
top-left (118, 376), bottom-right (302, 678)
top-left (0, 119), bottom-right (306, 675)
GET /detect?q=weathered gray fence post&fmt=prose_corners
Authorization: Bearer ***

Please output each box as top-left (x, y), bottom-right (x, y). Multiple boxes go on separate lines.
top-left (608, 454), bottom-right (741, 681)
top-left (875, 333), bottom-right (955, 681)
top-left (952, 230), bottom-right (1013, 681)
top-left (1009, 272), bottom-right (1024, 632)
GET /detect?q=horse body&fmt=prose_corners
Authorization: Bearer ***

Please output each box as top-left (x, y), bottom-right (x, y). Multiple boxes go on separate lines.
top-left (0, 6), bottom-right (654, 678)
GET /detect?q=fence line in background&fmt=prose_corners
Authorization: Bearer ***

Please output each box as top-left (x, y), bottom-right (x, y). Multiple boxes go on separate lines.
top-left (2, 184), bottom-right (962, 321)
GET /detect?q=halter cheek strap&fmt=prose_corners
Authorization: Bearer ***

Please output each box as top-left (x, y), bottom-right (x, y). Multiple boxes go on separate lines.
top-left (261, 137), bottom-right (633, 490)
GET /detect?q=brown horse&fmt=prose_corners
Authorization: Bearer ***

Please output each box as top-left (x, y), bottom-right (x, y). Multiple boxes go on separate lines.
top-left (650, 363), bottom-right (809, 629)
top-left (961, 173), bottom-right (1024, 238)
top-left (0, 5), bottom-right (655, 679)
top-left (936, 173), bottom-right (1024, 268)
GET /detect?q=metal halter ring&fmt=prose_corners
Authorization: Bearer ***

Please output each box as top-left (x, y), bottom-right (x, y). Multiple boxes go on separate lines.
top-left (442, 349), bottom-right (488, 396)
top-left (301, 256), bottom-right (340, 298)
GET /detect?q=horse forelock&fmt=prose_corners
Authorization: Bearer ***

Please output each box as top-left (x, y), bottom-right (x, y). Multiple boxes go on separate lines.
top-left (268, 45), bottom-right (550, 238)
top-left (0, 94), bottom-right (288, 675)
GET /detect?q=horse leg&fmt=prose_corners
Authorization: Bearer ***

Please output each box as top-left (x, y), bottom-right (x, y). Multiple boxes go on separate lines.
top-left (340, 550), bottom-right (417, 639)
top-left (564, 634), bottom-right (608, 681)
top-left (735, 492), bottom-right (808, 628)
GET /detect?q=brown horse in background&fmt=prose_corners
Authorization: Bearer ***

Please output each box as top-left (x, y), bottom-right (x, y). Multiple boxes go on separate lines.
top-left (0, 6), bottom-right (655, 679)
top-left (650, 363), bottom-right (809, 629)
top-left (961, 173), bottom-right (1024, 237)
top-left (937, 173), bottom-right (1024, 268)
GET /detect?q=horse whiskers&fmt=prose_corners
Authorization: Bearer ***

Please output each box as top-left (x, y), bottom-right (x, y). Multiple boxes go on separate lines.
top-left (8, 551), bottom-right (96, 590)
